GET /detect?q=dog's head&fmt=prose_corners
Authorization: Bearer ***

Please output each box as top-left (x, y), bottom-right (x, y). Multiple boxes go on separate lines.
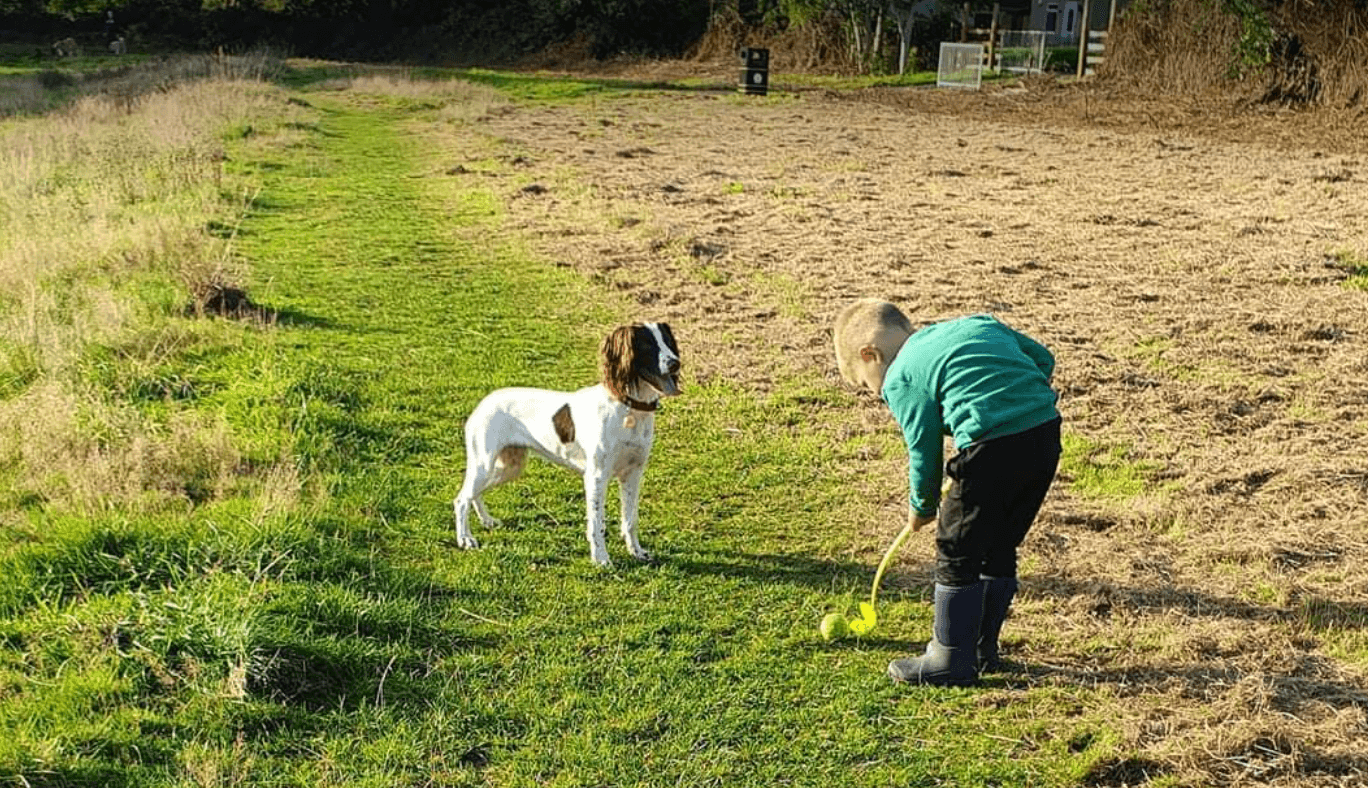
top-left (601, 322), bottom-right (682, 402)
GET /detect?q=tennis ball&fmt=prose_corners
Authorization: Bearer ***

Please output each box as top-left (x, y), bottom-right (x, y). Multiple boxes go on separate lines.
top-left (819, 612), bottom-right (849, 641)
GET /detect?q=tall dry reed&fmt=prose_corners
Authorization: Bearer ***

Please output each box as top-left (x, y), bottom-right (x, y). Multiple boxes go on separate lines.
top-left (1103, 0), bottom-right (1368, 110)
top-left (314, 71), bottom-right (511, 123)
top-left (1100, 0), bottom-right (1245, 95)
top-left (0, 54), bottom-right (298, 514)
top-left (1266, 0), bottom-right (1368, 108)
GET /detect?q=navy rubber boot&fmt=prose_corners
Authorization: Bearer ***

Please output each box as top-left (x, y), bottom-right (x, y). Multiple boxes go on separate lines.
top-left (977, 576), bottom-right (1019, 673)
top-left (888, 581), bottom-right (985, 686)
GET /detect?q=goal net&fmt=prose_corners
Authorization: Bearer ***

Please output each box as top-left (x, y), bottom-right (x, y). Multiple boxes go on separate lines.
top-left (937, 42), bottom-right (984, 90)
top-left (995, 30), bottom-right (1048, 75)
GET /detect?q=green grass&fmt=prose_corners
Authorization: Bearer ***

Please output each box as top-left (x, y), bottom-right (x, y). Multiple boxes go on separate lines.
top-left (280, 62), bottom-right (948, 101)
top-left (782, 71), bottom-right (939, 90)
top-left (0, 72), bottom-right (1125, 786)
top-left (1330, 247), bottom-right (1368, 289)
top-left (275, 63), bottom-right (732, 102)
top-left (1060, 433), bottom-right (1160, 501)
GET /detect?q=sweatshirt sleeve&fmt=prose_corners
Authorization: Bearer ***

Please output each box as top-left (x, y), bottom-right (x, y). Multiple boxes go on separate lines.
top-left (1009, 325), bottom-right (1055, 381)
top-left (885, 379), bottom-right (945, 518)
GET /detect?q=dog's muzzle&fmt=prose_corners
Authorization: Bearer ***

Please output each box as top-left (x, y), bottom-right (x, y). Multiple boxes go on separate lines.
top-left (644, 360), bottom-right (682, 397)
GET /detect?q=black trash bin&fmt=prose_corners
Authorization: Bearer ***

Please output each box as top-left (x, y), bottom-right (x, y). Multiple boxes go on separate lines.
top-left (739, 47), bottom-right (769, 96)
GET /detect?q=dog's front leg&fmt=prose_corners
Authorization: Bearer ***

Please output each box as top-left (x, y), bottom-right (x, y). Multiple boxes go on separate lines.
top-left (583, 464), bottom-right (612, 567)
top-left (618, 469), bottom-right (651, 562)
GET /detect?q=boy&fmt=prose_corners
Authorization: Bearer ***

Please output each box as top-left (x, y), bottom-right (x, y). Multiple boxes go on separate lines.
top-left (833, 298), bottom-right (1062, 686)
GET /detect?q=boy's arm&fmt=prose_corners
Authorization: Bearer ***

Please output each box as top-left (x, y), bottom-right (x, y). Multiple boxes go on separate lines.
top-left (1009, 325), bottom-right (1055, 380)
top-left (886, 383), bottom-right (944, 518)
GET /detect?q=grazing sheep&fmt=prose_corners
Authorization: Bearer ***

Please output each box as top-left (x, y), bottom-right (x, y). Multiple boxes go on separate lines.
top-left (51, 37), bottom-right (80, 57)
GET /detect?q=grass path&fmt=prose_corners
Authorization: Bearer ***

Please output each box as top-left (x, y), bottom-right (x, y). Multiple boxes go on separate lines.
top-left (1, 84), bottom-right (1118, 786)
top-left (221, 90), bottom-right (880, 786)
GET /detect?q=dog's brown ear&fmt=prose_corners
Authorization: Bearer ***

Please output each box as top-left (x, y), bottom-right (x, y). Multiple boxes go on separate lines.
top-left (552, 403), bottom-right (575, 444)
top-left (600, 325), bottom-right (637, 400)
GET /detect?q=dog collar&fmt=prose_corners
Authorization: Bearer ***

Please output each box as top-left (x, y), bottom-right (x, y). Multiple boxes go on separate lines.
top-left (621, 395), bottom-right (659, 412)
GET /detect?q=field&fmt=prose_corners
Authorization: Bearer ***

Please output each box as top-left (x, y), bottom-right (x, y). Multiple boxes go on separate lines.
top-left (1, 53), bottom-right (1366, 787)
top-left (465, 64), bottom-right (1368, 784)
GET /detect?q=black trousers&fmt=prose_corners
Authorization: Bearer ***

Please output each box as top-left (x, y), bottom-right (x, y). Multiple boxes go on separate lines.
top-left (935, 417), bottom-right (1062, 586)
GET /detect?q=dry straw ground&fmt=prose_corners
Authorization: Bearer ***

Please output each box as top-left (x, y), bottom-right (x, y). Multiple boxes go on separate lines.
top-left (448, 62), bottom-right (1368, 785)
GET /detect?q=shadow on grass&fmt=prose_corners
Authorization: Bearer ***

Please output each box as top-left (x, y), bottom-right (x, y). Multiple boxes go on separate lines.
top-left (1076, 756), bottom-right (1172, 788)
top-left (667, 546), bottom-right (937, 596)
top-left (186, 286), bottom-right (335, 330)
top-left (672, 549), bottom-right (864, 587)
top-left (1028, 574), bottom-right (1368, 636)
top-left (247, 591), bottom-right (504, 713)
top-left (1023, 652), bottom-right (1368, 705)
top-left (994, 573), bottom-right (1368, 784)
top-left (267, 304), bottom-right (336, 329)
top-left (30, 762), bottom-right (157, 788)
top-left (1017, 656), bottom-right (1368, 784)
top-left (283, 119), bottom-right (339, 137)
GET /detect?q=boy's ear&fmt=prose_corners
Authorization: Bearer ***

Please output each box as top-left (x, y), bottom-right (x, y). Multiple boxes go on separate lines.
top-left (859, 345), bottom-right (882, 364)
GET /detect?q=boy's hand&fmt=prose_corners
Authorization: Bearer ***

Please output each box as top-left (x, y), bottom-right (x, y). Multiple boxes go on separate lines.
top-left (909, 511), bottom-right (936, 531)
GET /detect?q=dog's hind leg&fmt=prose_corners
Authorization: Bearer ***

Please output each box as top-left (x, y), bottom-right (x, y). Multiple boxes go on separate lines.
top-left (470, 495), bottom-right (500, 528)
top-left (617, 469), bottom-right (652, 562)
top-left (455, 446), bottom-right (527, 548)
top-left (583, 463), bottom-right (613, 567)
top-left (476, 446), bottom-right (526, 526)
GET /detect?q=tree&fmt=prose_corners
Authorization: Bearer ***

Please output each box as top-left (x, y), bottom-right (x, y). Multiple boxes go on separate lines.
top-left (888, 0), bottom-right (918, 73)
top-left (0, 0), bottom-right (45, 15)
top-left (846, 0), bottom-right (884, 69)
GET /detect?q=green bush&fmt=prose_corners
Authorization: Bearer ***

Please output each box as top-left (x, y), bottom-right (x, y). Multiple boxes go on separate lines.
top-left (1046, 46), bottom-right (1078, 72)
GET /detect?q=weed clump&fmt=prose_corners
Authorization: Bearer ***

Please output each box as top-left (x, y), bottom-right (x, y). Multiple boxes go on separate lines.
top-left (35, 69), bottom-right (76, 90)
top-left (1104, 0), bottom-right (1368, 108)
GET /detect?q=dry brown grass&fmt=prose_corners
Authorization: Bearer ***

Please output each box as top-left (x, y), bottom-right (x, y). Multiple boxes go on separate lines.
top-left (0, 61), bottom-right (306, 514)
top-left (1102, 0), bottom-right (1246, 95)
top-left (687, 5), bottom-right (858, 75)
top-left (1265, 0), bottom-right (1368, 108)
top-left (1105, 0), bottom-right (1368, 111)
top-left (0, 64), bottom-right (512, 512)
top-left (303, 69), bottom-right (512, 125)
top-left (0, 381), bottom-right (240, 511)
top-left (0, 50), bottom-right (282, 117)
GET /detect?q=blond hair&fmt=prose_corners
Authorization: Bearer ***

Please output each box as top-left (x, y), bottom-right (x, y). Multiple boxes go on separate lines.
top-left (833, 298), bottom-right (914, 386)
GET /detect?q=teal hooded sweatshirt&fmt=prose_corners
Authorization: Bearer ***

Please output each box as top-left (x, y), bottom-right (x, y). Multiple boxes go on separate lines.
top-left (881, 315), bottom-right (1059, 518)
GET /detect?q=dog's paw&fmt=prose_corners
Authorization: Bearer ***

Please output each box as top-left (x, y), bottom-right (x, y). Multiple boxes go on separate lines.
top-left (478, 516), bottom-right (503, 528)
top-left (591, 551), bottom-right (613, 568)
top-left (457, 534), bottom-right (480, 550)
top-left (630, 548), bottom-right (654, 563)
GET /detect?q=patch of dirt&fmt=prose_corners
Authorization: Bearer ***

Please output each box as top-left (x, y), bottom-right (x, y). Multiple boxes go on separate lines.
top-left (450, 62), bottom-right (1368, 785)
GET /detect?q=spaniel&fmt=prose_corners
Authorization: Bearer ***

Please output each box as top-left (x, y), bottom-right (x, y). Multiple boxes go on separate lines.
top-left (455, 323), bottom-right (682, 566)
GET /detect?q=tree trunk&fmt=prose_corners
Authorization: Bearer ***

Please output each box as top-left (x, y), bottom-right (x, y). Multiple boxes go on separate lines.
top-left (871, 6), bottom-right (883, 72)
top-left (892, 3), bottom-right (915, 75)
top-left (849, 8), bottom-right (865, 64)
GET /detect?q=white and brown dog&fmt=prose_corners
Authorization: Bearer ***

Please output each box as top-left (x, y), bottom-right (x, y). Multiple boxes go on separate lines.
top-left (455, 323), bottom-right (682, 566)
